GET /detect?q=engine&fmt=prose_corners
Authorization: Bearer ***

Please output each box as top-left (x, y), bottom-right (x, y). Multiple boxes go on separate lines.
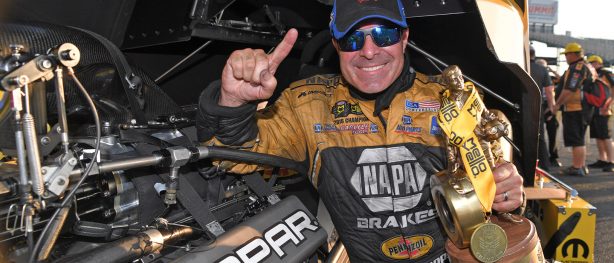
top-left (0, 22), bottom-right (326, 263)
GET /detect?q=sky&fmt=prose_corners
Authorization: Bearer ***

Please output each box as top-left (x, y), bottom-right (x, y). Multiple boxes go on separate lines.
top-left (553, 0), bottom-right (614, 40)
top-left (532, 0), bottom-right (614, 68)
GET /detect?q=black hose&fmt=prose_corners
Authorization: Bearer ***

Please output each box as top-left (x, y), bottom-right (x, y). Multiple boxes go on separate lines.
top-left (203, 146), bottom-right (308, 176)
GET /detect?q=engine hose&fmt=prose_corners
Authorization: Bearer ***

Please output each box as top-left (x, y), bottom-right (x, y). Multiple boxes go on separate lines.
top-left (57, 226), bottom-right (194, 263)
top-left (202, 146), bottom-right (308, 176)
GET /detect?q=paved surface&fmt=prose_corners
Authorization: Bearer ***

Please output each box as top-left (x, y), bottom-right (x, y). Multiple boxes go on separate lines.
top-left (542, 119), bottom-right (614, 262)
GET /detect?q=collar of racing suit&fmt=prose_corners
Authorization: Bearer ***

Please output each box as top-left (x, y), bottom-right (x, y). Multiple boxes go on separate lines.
top-left (347, 52), bottom-right (416, 118)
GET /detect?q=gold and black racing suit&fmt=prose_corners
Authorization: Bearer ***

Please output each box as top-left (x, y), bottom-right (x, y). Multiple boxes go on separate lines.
top-left (197, 60), bottom-right (450, 263)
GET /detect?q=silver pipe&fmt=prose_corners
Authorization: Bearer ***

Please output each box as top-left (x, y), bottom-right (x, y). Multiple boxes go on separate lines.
top-left (69, 155), bottom-right (164, 177)
top-left (538, 169), bottom-right (578, 200)
top-left (12, 89), bottom-right (29, 188)
top-left (54, 67), bottom-right (70, 154)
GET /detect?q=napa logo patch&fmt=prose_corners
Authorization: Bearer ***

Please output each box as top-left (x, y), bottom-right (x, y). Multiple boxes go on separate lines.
top-left (381, 235), bottom-right (434, 260)
top-left (405, 100), bottom-right (440, 112)
top-left (332, 100), bottom-right (362, 118)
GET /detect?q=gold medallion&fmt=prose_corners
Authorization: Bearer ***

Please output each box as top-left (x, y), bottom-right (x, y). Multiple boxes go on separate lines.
top-left (470, 221), bottom-right (507, 262)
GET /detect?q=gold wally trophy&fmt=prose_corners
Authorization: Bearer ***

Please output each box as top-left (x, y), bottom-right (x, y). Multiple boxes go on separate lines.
top-left (431, 65), bottom-right (510, 263)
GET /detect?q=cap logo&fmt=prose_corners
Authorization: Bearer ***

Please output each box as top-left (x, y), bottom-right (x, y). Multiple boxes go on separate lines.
top-left (357, 0), bottom-right (378, 4)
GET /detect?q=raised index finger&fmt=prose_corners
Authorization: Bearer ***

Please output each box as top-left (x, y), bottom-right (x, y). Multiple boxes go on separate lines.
top-left (268, 28), bottom-right (298, 74)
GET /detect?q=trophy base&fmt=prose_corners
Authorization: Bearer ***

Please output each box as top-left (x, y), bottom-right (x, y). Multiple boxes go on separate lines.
top-left (445, 215), bottom-right (545, 263)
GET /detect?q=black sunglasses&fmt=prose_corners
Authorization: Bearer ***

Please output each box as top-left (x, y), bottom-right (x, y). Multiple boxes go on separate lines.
top-left (336, 26), bottom-right (402, 52)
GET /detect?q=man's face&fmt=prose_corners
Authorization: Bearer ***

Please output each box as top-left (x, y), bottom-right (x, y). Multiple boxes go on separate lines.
top-left (591, 61), bottom-right (602, 70)
top-left (333, 21), bottom-right (409, 94)
top-left (564, 52), bottom-right (581, 64)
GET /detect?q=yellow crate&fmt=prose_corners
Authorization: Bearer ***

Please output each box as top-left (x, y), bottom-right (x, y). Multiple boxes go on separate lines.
top-left (539, 196), bottom-right (596, 263)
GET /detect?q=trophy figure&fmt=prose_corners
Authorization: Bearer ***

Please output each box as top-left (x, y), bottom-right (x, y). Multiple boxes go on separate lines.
top-left (431, 66), bottom-right (542, 263)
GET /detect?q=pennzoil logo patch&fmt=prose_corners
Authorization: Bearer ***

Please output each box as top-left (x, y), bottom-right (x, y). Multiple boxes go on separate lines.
top-left (332, 100), bottom-right (363, 118)
top-left (381, 235), bottom-right (434, 260)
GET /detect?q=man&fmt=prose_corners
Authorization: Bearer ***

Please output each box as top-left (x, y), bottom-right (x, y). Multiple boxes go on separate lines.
top-left (587, 55), bottom-right (614, 172)
top-left (536, 58), bottom-right (562, 167)
top-left (530, 47), bottom-right (555, 171)
top-left (553, 42), bottom-right (596, 176)
top-left (197, 0), bottom-right (524, 261)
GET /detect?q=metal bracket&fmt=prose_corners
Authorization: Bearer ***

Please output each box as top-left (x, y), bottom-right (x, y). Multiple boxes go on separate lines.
top-left (205, 221), bottom-right (225, 237)
top-left (43, 155), bottom-right (78, 197)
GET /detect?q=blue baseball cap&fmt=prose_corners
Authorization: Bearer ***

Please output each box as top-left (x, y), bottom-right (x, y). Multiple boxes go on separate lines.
top-left (330, 0), bottom-right (408, 40)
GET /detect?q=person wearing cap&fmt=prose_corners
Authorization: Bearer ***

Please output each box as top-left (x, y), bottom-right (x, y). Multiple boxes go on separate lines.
top-left (553, 42), bottom-right (597, 176)
top-left (586, 55), bottom-right (614, 172)
top-left (196, 0), bottom-right (523, 261)
top-left (530, 46), bottom-right (555, 171)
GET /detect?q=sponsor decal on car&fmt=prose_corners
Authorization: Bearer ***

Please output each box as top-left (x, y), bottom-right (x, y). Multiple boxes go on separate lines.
top-left (332, 100), bottom-right (363, 118)
top-left (380, 234), bottom-right (434, 260)
top-left (405, 100), bottom-right (440, 112)
top-left (216, 210), bottom-right (321, 263)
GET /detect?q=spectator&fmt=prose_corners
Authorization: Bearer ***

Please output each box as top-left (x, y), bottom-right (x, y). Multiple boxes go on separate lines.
top-left (553, 42), bottom-right (596, 176)
top-left (536, 58), bottom-right (561, 167)
top-left (587, 55), bottom-right (614, 172)
top-left (530, 47), bottom-right (555, 171)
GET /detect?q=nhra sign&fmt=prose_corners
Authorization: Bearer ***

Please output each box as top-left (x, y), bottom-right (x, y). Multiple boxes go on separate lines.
top-left (529, 0), bottom-right (558, 25)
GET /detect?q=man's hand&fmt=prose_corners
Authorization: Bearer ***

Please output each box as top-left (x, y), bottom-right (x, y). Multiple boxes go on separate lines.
top-left (492, 162), bottom-right (524, 212)
top-left (219, 29), bottom-right (298, 107)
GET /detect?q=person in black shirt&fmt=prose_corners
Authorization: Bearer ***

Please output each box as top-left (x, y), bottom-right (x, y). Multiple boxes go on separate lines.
top-left (530, 47), bottom-right (555, 171)
top-left (536, 58), bottom-right (561, 167)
